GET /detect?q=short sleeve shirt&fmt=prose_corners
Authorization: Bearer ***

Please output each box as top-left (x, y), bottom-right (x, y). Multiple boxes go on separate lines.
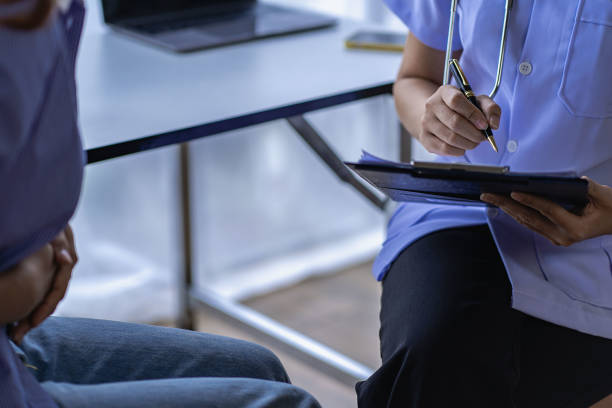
top-left (378, 0), bottom-right (612, 339)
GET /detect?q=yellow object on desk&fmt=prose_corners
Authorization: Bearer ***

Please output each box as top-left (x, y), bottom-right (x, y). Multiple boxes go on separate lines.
top-left (345, 30), bottom-right (406, 52)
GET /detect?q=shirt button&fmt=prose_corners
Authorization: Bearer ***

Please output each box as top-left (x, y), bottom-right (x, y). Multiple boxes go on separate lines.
top-left (507, 140), bottom-right (518, 153)
top-left (519, 61), bottom-right (532, 76)
top-left (487, 207), bottom-right (499, 218)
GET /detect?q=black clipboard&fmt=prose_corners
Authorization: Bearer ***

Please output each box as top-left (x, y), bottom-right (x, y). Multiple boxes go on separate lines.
top-left (345, 153), bottom-right (588, 211)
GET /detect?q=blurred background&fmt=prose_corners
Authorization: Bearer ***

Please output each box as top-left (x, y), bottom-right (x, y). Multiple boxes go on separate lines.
top-left (55, 1), bottom-right (434, 406)
top-left (58, 0), bottom-right (406, 323)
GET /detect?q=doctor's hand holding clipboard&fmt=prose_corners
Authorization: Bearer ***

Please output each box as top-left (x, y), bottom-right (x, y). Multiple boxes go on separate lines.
top-left (482, 178), bottom-right (612, 247)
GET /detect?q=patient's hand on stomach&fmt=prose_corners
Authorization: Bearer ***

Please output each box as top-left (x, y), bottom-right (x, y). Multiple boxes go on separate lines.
top-left (0, 244), bottom-right (56, 334)
top-left (1, 225), bottom-right (77, 344)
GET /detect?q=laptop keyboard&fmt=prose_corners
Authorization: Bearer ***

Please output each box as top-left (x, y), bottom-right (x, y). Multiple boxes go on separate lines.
top-left (132, 8), bottom-right (261, 35)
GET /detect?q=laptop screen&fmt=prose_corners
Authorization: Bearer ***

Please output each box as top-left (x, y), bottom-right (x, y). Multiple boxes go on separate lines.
top-left (101, 0), bottom-right (256, 23)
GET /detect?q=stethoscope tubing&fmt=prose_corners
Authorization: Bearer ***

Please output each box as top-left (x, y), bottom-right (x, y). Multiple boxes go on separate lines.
top-left (443, 0), bottom-right (514, 99)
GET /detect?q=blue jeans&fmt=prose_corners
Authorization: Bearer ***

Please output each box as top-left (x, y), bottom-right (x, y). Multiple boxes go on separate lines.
top-left (15, 317), bottom-right (320, 408)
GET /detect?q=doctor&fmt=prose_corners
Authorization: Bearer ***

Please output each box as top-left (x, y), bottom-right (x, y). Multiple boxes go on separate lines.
top-left (357, 0), bottom-right (612, 407)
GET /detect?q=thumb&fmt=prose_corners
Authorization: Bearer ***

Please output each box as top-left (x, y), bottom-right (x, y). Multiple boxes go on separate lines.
top-left (9, 320), bottom-right (31, 345)
top-left (55, 249), bottom-right (74, 265)
top-left (583, 177), bottom-right (611, 201)
top-left (476, 95), bottom-right (501, 130)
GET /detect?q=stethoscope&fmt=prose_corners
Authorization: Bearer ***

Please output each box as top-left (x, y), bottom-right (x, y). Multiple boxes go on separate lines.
top-left (442, 0), bottom-right (514, 99)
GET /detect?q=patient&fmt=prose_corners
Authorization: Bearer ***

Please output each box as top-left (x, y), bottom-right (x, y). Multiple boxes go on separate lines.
top-left (0, 0), bottom-right (319, 407)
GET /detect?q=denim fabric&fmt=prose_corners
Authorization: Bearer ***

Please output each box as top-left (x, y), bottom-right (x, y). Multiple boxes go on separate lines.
top-left (0, 329), bottom-right (57, 408)
top-left (16, 317), bottom-right (320, 408)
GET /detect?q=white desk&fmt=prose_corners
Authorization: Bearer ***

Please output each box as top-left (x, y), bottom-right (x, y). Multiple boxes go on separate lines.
top-left (78, 18), bottom-right (401, 153)
top-left (77, 7), bottom-right (403, 385)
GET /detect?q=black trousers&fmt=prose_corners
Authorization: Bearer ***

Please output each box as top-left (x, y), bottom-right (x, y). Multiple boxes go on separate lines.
top-left (356, 225), bottom-right (612, 408)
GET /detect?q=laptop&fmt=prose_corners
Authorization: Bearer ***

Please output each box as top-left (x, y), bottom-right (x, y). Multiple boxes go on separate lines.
top-left (101, 0), bottom-right (337, 53)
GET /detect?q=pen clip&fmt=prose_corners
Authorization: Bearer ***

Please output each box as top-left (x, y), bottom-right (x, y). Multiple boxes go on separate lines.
top-left (449, 59), bottom-right (469, 88)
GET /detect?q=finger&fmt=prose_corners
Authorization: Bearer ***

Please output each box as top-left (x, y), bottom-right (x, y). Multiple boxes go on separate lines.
top-left (64, 225), bottom-right (78, 264)
top-left (480, 193), bottom-right (497, 206)
top-left (429, 120), bottom-right (479, 150)
top-left (481, 193), bottom-right (569, 245)
top-left (480, 194), bottom-right (540, 225)
top-left (421, 132), bottom-right (466, 156)
top-left (431, 102), bottom-right (486, 145)
top-left (510, 192), bottom-right (581, 233)
top-left (64, 224), bottom-right (74, 245)
top-left (50, 230), bottom-right (68, 249)
top-left (50, 226), bottom-right (78, 267)
top-left (30, 258), bottom-right (73, 327)
top-left (476, 95), bottom-right (501, 129)
top-left (9, 320), bottom-right (32, 345)
top-left (55, 248), bottom-right (74, 265)
top-left (441, 86), bottom-right (489, 131)
top-left (583, 177), bottom-right (612, 204)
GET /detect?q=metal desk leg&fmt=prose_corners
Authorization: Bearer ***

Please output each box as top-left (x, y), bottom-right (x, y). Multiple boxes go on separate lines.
top-left (286, 115), bottom-right (388, 210)
top-left (178, 142), bottom-right (194, 330)
top-left (180, 120), bottom-right (382, 384)
top-left (191, 287), bottom-right (374, 387)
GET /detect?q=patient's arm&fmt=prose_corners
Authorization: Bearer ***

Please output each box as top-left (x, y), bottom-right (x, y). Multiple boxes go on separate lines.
top-left (0, 244), bottom-right (56, 327)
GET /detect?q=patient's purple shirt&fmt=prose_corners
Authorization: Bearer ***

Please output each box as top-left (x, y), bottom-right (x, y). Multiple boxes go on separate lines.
top-left (0, 1), bottom-right (84, 406)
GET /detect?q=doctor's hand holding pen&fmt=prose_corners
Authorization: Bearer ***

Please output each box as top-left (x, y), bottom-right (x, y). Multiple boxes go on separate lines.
top-left (481, 178), bottom-right (612, 247)
top-left (393, 35), bottom-right (501, 157)
top-left (417, 85), bottom-right (501, 156)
